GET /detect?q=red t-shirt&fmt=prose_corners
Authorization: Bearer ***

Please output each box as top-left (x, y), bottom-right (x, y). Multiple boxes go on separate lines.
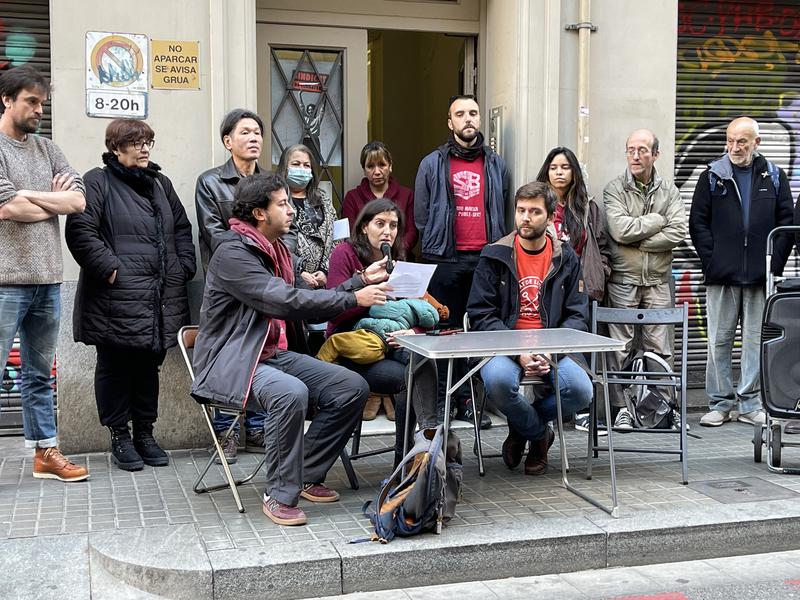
top-left (514, 235), bottom-right (553, 330)
top-left (450, 155), bottom-right (488, 251)
top-left (553, 203), bottom-right (587, 256)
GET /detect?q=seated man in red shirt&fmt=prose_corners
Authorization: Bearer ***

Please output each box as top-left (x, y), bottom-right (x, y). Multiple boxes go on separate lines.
top-left (467, 181), bottom-right (592, 476)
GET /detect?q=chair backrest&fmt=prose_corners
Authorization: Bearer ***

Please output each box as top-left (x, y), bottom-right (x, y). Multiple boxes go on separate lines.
top-left (590, 301), bottom-right (689, 381)
top-left (177, 325), bottom-right (198, 382)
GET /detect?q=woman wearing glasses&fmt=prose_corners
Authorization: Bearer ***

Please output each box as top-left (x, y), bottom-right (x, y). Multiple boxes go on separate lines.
top-left (65, 119), bottom-right (196, 471)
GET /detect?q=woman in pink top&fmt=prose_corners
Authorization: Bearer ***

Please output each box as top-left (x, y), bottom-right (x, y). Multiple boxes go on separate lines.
top-left (327, 198), bottom-right (438, 465)
top-left (342, 141), bottom-right (417, 258)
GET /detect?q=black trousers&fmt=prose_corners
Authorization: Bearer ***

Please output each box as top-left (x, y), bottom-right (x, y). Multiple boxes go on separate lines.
top-left (426, 251), bottom-right (482, 404)
top-left (94, 345), bottom-right (167, 427)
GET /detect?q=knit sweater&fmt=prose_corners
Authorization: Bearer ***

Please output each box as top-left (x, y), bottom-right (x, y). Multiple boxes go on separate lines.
top-left (0, 132), bottom-right (84, 284)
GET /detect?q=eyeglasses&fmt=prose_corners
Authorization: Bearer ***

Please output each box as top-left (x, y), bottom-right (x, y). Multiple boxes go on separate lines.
top-left (131, 139), bottom-right (155, 151)
top-left (626, 147), bottom-right (651, 158)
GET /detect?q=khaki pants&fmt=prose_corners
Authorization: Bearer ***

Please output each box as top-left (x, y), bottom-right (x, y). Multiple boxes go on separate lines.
top-left (605, 281), bottom-right (674, 407)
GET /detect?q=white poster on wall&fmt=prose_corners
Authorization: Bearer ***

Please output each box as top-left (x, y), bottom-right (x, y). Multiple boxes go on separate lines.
top-left (85, 31), bottom-right (149, 119)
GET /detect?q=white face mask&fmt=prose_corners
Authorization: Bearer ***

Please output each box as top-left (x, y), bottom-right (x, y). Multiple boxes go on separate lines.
top-left (286, 167), bottom-right (313, 189)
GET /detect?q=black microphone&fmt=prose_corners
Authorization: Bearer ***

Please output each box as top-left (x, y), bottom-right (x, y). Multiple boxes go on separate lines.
top-left (380, 242), bottom-right (394, 274)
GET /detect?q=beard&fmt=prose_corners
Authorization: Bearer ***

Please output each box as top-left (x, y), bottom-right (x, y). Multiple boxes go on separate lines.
top-left (455, 127), bottom-right (479, 145)
top-left (516, 221), bottom-right (549, 241)
top-left (14, 114), bottom-right (40, 134)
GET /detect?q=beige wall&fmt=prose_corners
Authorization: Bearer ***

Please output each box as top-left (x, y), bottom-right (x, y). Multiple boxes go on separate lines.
top-left (50, 0), bottom-right (256, 281)
top-left (586, 0), bottom-right (679, 195)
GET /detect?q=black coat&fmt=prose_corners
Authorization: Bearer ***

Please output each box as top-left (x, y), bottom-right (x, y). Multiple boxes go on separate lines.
top-left (466, 231), bottom-right (589, 365)
top-left (689, 153), bottom-right (794, 286)
top-left (66, 155), bottom-right (196, 352)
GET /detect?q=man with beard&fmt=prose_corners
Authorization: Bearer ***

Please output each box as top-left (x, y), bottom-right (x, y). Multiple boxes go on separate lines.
top-left (414, 95), bottom-right (510, 428)
top-left (195, 108), bottom-right (271, 462)
top-left (467, 181), bottom-right (592, 476)
top-left (192, 172), bottom-right (391, 525)
top-left (0, 65), bottom-right (89, 481)
top-left (690, 117), bottom-right (794, 428)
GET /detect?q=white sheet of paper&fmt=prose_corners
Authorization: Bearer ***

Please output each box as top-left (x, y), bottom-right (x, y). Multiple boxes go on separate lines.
top-left (333, 218), bottom-right (350, 240)
top-left (386, 261), bottom-right (437, 298)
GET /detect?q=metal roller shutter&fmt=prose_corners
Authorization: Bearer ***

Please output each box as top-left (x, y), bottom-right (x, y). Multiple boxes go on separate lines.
top-left (675, 0), bottom-right (800, 385)
top-left (1, 0), bottom-right (53, 434)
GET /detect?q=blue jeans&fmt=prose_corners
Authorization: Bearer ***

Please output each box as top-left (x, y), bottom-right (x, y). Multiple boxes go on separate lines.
top-left (212, 409), bottom-right (266, 437)
top-left (704, 284), bottom-right (764, 414)
top-left (0, 284), bottom-right (60, 448)
top-left (481, 356), bottom-right (593, 441)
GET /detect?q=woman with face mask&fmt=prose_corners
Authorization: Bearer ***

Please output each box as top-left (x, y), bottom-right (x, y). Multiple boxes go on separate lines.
top-left (277, 144), bottom-right (336, 288)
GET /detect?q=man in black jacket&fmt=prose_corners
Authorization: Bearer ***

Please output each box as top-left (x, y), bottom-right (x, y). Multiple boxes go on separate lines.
top-left (195, 109), bottom-right (269, 460)
top-left (690, 117), bottom-right (794, 428)
top-left (414, 95), bottom-right (510, 428)
top-left (192, 173), bottom-right (390, 526)
top-left (467, 181), bottom-right (592, 476)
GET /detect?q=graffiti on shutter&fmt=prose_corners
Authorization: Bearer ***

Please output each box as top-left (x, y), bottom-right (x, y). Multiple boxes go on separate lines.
top-left (676, 0), bottom-right (800, 384)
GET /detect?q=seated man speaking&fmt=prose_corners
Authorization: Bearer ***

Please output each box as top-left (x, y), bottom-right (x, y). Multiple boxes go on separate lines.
top-left (191, 172), bottom-right (391, 526)
top-left (467, 181), bottom-right (593, 476)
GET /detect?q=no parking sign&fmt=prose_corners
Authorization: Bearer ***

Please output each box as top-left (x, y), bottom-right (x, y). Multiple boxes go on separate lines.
top-left (85, 31), bottom-right (149, 119)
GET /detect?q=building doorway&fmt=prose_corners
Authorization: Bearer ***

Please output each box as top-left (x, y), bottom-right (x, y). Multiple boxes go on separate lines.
top-left (367, 30), bottom-right (476, 191)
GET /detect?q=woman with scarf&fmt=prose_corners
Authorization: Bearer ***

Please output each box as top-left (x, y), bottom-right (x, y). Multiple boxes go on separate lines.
top-left (277, 144), bottom-right (336, 288)
top-left (66, 119), bottom-right (196, 471)
top-left (342, 141), bottom-right (417, 258)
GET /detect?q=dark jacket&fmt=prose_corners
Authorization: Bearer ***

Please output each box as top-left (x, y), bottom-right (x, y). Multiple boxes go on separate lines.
top-left (190, 230), bottom-right (364, 407)
top-left (195, 157), bottom-right (261, 272)
top-left (66, 156), bottom-right (196, 352)
top-left (343, 176), bottom-right (418, 255)
top-left (414, 143), bottom-right (510, 261)
top-left (467, 231), bottom-right (589, 361)
top-left (689, 153), bottom-right (794, 285)
top-left (579, 198), bottom-right (612, 301)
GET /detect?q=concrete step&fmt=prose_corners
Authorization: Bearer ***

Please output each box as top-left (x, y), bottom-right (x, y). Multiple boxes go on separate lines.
top-left (88, 524), bottom-right (212, 600)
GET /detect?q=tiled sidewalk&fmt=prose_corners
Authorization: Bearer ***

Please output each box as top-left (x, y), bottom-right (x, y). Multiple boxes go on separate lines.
top-left (1, 413), bottom-right (798, 552)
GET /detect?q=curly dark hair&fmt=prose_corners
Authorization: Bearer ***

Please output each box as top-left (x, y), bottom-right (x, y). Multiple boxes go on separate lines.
top-left (232, 172), bottom-right (289, 225)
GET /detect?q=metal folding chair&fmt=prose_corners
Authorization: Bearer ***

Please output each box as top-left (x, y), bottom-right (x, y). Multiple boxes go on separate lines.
top-left (587, 302), bottom-right (691, 484)
top-left (178, 326), bottom-right (360, 512)
top-left (462, 314), bottom-right (569, 477)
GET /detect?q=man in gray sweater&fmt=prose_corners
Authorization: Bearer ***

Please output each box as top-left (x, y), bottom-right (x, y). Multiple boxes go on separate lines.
top-left (0, 65), bottom-right (88, 481)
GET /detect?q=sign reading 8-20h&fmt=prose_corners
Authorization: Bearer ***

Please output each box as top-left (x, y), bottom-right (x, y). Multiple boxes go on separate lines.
top-left (86, 31), bottom-right (148, 119)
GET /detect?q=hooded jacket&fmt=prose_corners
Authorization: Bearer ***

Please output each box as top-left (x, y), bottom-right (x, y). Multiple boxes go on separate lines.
top-left (603, 167), bottom-right (687, 286)
top-left (66, 155), bottom-right (196, 352)
top-left (414, 143), bottom-right (510, 261)
top-left (342, 176), bottom-right (417, 254)
top-left (190, 230), bottom-right (363, 407)
top-left (689, 153), bottom-right (794, 285)
top-left (466, 231), bottom-right (589, 358)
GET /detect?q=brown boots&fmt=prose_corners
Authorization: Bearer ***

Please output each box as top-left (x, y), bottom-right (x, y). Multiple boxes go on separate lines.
top-left (362, 394), bottom-right (395, 421)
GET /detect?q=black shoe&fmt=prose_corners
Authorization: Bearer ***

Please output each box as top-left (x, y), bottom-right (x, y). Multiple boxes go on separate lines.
top-left (132, 421), bottom-right (169, 467)
top-left (109, 426), bottom-right (144, 471)
top-left (456, 398), bottom-right (492, 430)
top-left (502, 427), bottom-right (527, 469)
top-left (245, 428), bottom-right (266, 454)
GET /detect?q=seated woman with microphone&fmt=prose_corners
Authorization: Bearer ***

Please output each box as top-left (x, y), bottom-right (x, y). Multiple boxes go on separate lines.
top-left (323, 198), bottom-right (440, 465)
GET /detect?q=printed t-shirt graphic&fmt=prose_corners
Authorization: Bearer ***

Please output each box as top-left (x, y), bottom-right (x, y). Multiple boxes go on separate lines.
top-left (514, 235), bottom-right (552, 330)
top-left (450, 155), bottom-right (487, 250)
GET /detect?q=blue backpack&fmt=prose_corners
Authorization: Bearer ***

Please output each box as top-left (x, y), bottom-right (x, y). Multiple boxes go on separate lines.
top-left (362, 425), bottom-right (462, 543)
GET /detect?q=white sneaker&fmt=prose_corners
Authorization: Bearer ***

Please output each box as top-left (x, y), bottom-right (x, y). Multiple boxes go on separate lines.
top-left (737, 409), bottom-right (766, 426)
top-left (671, 409), bottom-right (690, 432)
top-left (574, 413), bottom-right (608, 436)
top-left (700, 410), bottom-right (731, 427)
top-left (614, 408), bottom-right (633, 431)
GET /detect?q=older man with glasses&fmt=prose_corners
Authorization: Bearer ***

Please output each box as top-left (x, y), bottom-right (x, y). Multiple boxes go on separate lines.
top-left (602, 129), bottom-right (687, 430)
